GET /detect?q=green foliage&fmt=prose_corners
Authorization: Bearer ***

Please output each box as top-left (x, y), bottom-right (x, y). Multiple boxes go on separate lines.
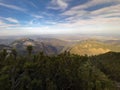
top-left (26, 45), bottom-right (33, 55)
top-left (91, 52), bottom-right (120, 82)
top-left (0, 50), bottom-right (118, 90)
top-left (11, 49), bottom-right (17, 58)
top-left (0, 49), bottom-right (8, 60)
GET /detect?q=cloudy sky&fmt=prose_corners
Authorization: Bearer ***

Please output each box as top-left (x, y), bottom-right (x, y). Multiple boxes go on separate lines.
top-left (0, 0), bottom-right (120, 36)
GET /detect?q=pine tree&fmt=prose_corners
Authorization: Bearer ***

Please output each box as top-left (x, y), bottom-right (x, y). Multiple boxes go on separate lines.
top-left (26, 45), bottom-right (33, 55)
top-left (12, 49), bottom-right (17, 60)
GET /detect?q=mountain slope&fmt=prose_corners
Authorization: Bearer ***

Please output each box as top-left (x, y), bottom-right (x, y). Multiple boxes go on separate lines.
top-left (104, 40), bottom-right (120, 47)
top-left (91, 52), bottom-right (120, 82)
top-left (70, 40), bottom-right (120, 55)
top-left (36, 38), bottom-right (70, 53)
top-left (0, 44), bottom-right (11, 50)
top-left (10, 38), bottom-right (58, 55)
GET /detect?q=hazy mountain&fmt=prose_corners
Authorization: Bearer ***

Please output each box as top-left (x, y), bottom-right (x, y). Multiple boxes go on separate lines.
top-left (69, 40), bottom-right (120, 56)
top-left (0, 38), bottom-right (120, 56)
top-left (10, 38), bottom-right (58, 55)
top-left (0, 44), bottom-right (11, 50)
top-left (104, 40), bottom-right (120, 47)
top-left (36, 38), bottom-right (74, 53)
top-left (0, 39), bottom-right (15, 45)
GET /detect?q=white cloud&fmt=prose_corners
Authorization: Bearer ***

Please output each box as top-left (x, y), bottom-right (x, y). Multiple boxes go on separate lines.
top-left (70, 0), bottom-right (120, 10)
top-left (62, 0), bottom-right (120, 17)
top-left (0, 17), bottom-right (20, 31)
top-left (47, 0), bottom-right (70, 10)
top-left (0, 20), bottom-right (4, 25)
top-left (62, 2), bottom-right (120, 17)
top-left (0, 17), bottom-right (19, 23)
top-left (5, 17), bottom-right (19, 23)
top-left (31, 14), bottom-right (43, 19)
top-left (0, 2), bottom-right (26, 12)
top-left (61, 1), bottom-right (120, 23)
top-left (55, 1), bottom-right (120, 35)
top-left (91, 4), bottom-right (120, 16)
top-left (0, 0), bottom-right (120, 36)
top-left (0, 24), bottom-right (19, 28)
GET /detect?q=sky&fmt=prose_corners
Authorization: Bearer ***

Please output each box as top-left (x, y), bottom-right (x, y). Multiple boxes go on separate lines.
top-left (0, 0), bottom-right (120, 36)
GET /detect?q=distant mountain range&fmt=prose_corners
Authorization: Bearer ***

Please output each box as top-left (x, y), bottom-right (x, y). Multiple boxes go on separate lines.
top-left (10, 38), bottom-right (59, 55)
top-left (0, 38), bottom-right (120, 56)
top-left (0, 44), bottom-right (11, 50)
top-left (69, 40), bottom-right (120, 55)
top-left (104, 40), bottom-right (120, 47)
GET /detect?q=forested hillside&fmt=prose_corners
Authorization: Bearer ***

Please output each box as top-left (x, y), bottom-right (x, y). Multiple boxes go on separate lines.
top-left (0, 47), bottom-right (119, 90)
top-left (91, 52), bottom-right (120, 82)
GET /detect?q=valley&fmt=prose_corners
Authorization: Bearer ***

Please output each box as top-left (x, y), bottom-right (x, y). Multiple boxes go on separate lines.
top-left (0, 35), bottom-right (120, 56)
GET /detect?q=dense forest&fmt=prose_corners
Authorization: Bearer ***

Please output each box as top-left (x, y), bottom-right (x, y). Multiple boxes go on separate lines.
top-left (0, 46), bottom-right (119, 90)
top-left (91, 52), bottom-right (120, 82)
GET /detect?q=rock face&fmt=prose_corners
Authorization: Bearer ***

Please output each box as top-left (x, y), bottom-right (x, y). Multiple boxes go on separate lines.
top-left (10, 38), bottom-right (58, 55)
top-left (70, 40), bottom-right (120, 56)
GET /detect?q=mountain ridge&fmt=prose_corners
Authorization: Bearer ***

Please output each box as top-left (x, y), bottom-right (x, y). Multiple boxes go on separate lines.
top-left (69, 40), bottom-right (120, 55)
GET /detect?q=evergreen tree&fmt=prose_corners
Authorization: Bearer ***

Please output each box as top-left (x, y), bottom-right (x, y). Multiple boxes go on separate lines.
top-left (26, 45), bottom-right (33, 55)
top-left (11, 49), bottom-right (17, 60)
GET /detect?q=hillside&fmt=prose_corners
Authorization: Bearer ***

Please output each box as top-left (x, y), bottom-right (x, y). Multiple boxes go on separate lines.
top-left (36, 38), bottom-right (71, 53)
top-left (0, 39), bottom-right (120, 89)
top-left (104, 40), bottom-right (120, 47)
top-left (70, 40), bottom-right (120, 56)
top-left (1, 38), bottom-right (120, 56)
top-left (0, 44), bottom-right (11, 50)
top-left (91, 52), bottom-right (120, 82)
top-left (0, 50), bottom-right (117, 90)
top-left (10, 38), bottom-right (58, 55)
top-left (0, 39), bottom-right (14, 45)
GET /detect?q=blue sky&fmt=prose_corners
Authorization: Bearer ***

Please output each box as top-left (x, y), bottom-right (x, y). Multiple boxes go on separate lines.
top-left (0, 0), bottom-right (120, 36)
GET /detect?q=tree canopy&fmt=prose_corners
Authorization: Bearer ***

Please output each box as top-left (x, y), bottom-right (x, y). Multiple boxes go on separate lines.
top-left (0, 49), bottom-right (119, 90)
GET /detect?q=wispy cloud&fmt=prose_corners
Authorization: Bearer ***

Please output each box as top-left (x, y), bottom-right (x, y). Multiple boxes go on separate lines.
top-left (0, 0), bottom-right (120, 35)
top-left (0, 20), bottom-right (7, 27)
top-left (0, 17), bottom-right (19, 23)
top-left (31, 14), bottom-right (43, 19)
top-left (61, 0), bottom-right (120, 22)
top-left (52, 1), bottom-right (120, 34)
top-left (28, 1), bottom-right (38, 9)
top-left (5, 17), bottom-right (19, 23)
top-left (69, 0), bottom-right (120, 10)
top-left (61, 0), bottom-right (120, 17)
top-left (0, 20), bottom-right (19, 29)
top-left (0, 2), bottom-right (26, 12)
top-left (47, 0), bottom-right (70, 10)
top-left (91, 4), bottom-right (120, 16)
